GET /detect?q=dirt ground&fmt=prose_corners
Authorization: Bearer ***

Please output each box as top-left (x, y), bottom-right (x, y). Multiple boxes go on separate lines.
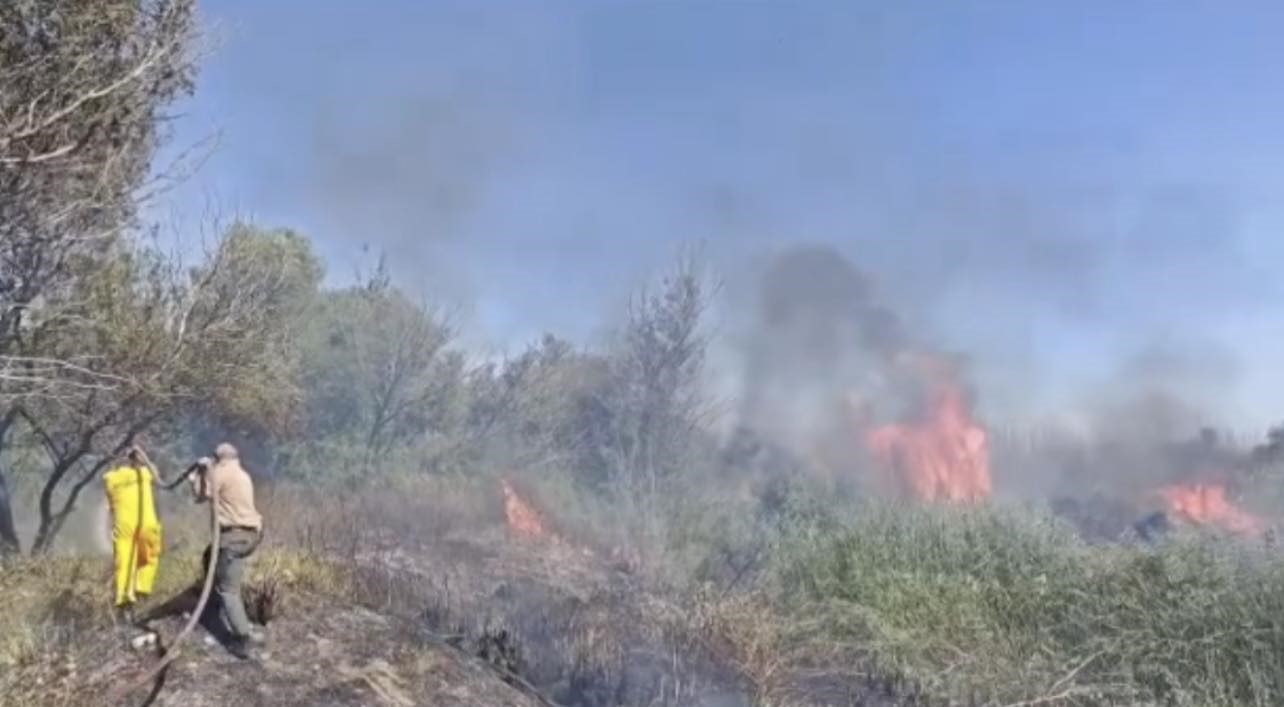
top-left (55, 593), bottom-right (543, 707)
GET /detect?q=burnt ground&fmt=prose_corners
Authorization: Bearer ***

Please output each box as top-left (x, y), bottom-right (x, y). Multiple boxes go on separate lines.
top-left (9, 526), bottom-right (941, 707)
top-left (46, 592), bottom-right (544, 707)
top-left (347, 533), bottom-right (752, 707)
top-left (339, 528), bottom-right (938, 707)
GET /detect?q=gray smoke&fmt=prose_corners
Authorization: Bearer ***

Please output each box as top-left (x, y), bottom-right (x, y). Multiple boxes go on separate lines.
top-left (736, 245), bottom-right (887, 452)
top-left (997, 339), bottom-right (1263, 530)
top-left (305, 89), bottom-right (515, 308)
top-left (729, 243), bottom-right (986, 492)
top-left (189, 2), bottom-right (1284, 482)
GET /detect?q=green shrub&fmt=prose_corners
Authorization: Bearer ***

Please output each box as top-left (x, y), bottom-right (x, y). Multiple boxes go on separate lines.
top-left (773, 503), bottom-right (1284, 706)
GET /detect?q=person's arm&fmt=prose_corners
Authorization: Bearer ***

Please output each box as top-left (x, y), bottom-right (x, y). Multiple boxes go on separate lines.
top-left (189, 458), bottom-right (213, 502)
top-left (190, 472), bottom-right (207, 502)
top-left (162, 460), bottom-right (205, 492)
top-left (133, 446), bottom-right (170, 487)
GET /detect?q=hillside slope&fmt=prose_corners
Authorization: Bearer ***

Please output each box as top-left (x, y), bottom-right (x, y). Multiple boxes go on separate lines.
top-left (3, 567), bottom-right (544, 707)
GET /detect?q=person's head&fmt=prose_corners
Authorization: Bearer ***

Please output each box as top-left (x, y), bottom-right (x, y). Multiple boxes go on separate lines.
top-left (126, 445), bottom-right (144, 465)
top-left (214, 442), bottom-right (238, 462)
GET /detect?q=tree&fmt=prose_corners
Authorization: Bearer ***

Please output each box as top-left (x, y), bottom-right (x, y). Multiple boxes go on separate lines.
top-left (178, 224), bottom-right (324, 446)
top-left (9, 224), bottom-right (321, 553)
top-left (289, 262), bottom-right (454, 477)
top-left (0, 472), bottom-right (16, 555)
top-left (590, 256), bottom-right (717, 547)
top-left (0, 0), bottom-right (198, 552)
top-left (1, 0), bottom-right (198, 395)
top-left (462, 334), bottom-right (610, 477)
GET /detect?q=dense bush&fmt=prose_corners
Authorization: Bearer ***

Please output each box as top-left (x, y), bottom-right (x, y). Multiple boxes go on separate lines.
top-left (772, 503), bottom-right (1284, 706)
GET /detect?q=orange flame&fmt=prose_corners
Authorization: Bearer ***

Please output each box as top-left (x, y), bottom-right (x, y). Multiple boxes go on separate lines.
top-left (860, 356), bottom-right (992, 503)
top-left (499, 478), bottom-right (611, 564)
top-left (502, 479), bottom-right (550, 539)
top-left (1159, 483), bottom-right (1264, 535)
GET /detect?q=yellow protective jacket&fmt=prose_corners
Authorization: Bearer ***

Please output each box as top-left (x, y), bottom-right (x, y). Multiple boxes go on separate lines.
top-left (103, 465), bottom-right (162, 606)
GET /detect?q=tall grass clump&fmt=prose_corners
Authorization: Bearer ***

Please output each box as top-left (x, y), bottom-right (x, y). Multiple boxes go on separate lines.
top-left (772, 503), bottom-right (1284, 706)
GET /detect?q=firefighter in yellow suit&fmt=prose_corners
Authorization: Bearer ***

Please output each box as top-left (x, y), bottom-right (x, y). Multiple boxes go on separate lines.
top-left (103, 446), bottom-right (164, 615)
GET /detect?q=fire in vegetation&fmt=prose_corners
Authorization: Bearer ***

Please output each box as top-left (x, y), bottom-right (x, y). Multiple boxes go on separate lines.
top-left (501, 479), bottom-right (550, 539)
top-left (1158, 482), bottom-right (1266, 536)
top-left (498, 478), bottom-right (629, 569)
top-left (860, 353), bottom-right (992, 503)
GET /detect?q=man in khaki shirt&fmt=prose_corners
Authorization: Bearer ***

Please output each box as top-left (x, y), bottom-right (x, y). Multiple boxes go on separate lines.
top-left (190, 442), bottom-right (263, 659)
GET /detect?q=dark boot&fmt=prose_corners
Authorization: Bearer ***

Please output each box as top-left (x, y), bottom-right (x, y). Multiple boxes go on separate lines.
top-left (226, 635), bottom-right (253, 660)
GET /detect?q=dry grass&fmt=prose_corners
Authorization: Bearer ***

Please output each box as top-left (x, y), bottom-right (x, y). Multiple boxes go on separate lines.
top-left (9, 473), bottom-right (1284, 707)
top-left (252, 474), bottom-right (758, 706)
top-left (0, 543), bottom-right (343, 706)
top-left (0, 555), bottom-right (111, 669)
top-left (258, 472), bottom-right (499, 556)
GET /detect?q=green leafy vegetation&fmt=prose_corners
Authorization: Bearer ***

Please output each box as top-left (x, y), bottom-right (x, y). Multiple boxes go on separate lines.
top-left (770, 503), bottom-right (1284, 705)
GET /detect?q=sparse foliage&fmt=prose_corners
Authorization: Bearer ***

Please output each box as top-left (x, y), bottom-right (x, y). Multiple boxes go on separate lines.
top-left (285, 261), bottom-right (455, 477)
top-left (463, 334), bottom-right (608, 477)
top-left (0, 0), bottom-right (198, 552)
top-left (6, 225), bottom-right (320, 553)
top-left (591, 257), bottom-right (716, 547)
top-left (0, 0), bottom-right (198, 399)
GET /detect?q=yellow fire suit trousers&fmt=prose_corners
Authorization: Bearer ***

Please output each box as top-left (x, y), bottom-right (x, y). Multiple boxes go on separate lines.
top-left (113, 525), bottom-right (162, 606)
top-left (104, 464), bottom-right (163, 607)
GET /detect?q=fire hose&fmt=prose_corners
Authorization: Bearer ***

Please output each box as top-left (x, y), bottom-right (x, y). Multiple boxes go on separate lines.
top-left (107, 462), bottom-right (220, 705)
top-left (104, 460), bottom-right (562, 706)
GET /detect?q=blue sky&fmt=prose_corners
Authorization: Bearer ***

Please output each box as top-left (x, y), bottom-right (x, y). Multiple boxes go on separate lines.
top-left (164, 1), bottom-right (1284, 429)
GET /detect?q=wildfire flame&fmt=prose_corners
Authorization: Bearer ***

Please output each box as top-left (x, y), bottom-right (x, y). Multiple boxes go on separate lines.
top-left (499, 478), bottom-right (623, 567)
top-left (1159, 483), bottom-right (1265, 536)
top-left (502, 479), bottom-right (550, 539)
top-left (859, 355), bottom-right (992, 503)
